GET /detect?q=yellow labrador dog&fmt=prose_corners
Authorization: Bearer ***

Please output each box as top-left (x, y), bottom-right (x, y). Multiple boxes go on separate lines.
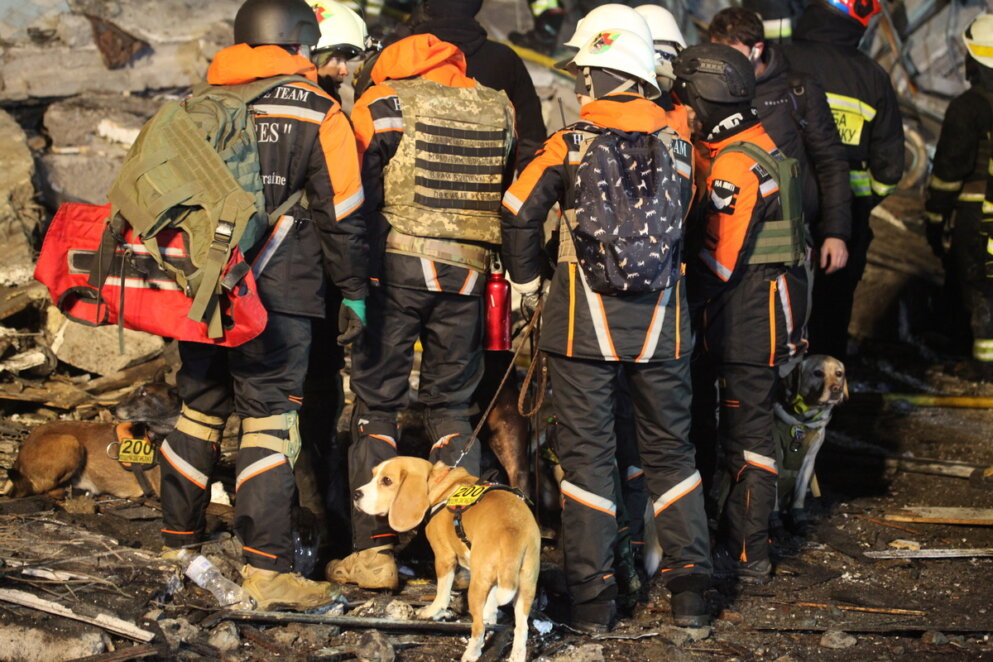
top-left (354, 457), bottom-right (540, 662)
top-left (774, 354), bottom-right (848, 515)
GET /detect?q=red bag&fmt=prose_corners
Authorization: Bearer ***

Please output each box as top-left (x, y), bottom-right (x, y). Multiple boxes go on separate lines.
top-left (34, 202), bottom-right (267, 347)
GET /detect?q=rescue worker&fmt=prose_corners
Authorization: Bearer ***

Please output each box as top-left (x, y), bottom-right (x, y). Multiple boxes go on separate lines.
top-left (784, 0), bottom-right (904, 361)
top-left (709, 7), bottom-right (851, 275)
top-left (637, 4), bottom-right (692, 140)
top-left (327, 33), bottom-right (516, 590)
top-left (674, 43), bottom-right (810, 584)
top-left (412, 0), bottom-right (547, 170)
top-left (158, 0), bottom-right (365, 610)
top-left (503, 28), bottom-right (712, 631)
top-left (925, 14), bottom-right (993, 370)
top-left (309, 0), bottom-right (372, 103)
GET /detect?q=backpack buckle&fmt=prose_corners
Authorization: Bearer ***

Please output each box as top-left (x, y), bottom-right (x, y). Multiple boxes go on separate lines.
top-left (213, 221), bottom-right (234, 244)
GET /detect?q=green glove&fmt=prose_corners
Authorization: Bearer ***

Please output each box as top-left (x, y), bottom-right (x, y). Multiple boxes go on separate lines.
top-left (338, 298), bottom-right (366, 345)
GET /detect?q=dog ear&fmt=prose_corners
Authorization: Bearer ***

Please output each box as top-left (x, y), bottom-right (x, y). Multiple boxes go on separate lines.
top-left (152, 365), bottom-right (170, 384)
top-left (842, 376), bottom-right (850, 402)
top-left (388, 465), bottom-right (430, 533)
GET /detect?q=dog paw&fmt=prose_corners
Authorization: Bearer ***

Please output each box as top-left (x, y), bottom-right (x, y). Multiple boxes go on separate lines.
top-left (417, 607), bottom-right (454, 621)
top-left (460, 650), bottom-right (481, 662)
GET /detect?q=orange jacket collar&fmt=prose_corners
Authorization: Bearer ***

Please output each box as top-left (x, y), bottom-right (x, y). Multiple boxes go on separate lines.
top-left (207, 43), bottom-right (317, 86)
top-left (703, 123), bottom-right (766, 155)
top-left (371, 34), bottom-right (475, 88)
top-left (579, 94), bottom-right (669, 134)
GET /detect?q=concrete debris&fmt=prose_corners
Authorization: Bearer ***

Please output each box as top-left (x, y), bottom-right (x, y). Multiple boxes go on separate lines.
top-left (157, 617), bottom-right (197, 649)
top-left (922, 630), bottom-right (949, 646)
top-left (543, 643), bottom-right (605, 662)
top-left (0, 623), bottom-right (105, 662)
top-left (353, 630), bottom-right (395, 662)
top-left (384, 599), bottom-right (415, 621)
top-left (0, 109), bottom-right (42, 288)
top-left (207, 622), bottom-right (241, 652)
top-left (820, 630), bottom-right (858, 649)
top-left (45, 305), bottom-right (164, 376)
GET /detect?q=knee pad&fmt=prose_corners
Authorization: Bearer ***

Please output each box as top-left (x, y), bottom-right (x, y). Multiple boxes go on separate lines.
top-left (241, 412), bottom-right (302, 467)
top-left (175, 404), bottom-right (225, 443)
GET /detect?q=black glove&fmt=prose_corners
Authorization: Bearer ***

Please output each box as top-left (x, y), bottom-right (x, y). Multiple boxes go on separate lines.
top-left (337, 299), bottom-right (365, 346)
top-left (925, 220), bottom-right (945, 258)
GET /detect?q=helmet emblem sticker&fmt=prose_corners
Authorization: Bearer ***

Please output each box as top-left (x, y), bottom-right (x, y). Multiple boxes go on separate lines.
top-left (591, 32), bottom-right (619, 54)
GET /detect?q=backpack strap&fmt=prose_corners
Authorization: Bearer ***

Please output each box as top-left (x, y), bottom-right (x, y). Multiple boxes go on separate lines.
top-left (558, 127), bottom-right (600, 263)
top-left (787, 72), bottom-right (808, 130)
top-left (717, 141), bottom-right (806, 266)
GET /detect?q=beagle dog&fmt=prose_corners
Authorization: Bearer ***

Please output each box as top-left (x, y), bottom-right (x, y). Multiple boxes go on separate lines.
top-left (1, 380), bottom-right (180, 499)
top-left (354, 457), bottom-right (540, 662)
top-left (774, 354), bottom-right (848, 515)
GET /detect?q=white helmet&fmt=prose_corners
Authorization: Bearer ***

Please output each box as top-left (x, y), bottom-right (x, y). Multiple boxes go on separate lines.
top-left (309, 0), bottom-right (369, 56)
top-left (564, 3), bottom-right (653, 50)
top-left (635, 4), bottom-right (686, 48)
top-left (964, 13), bottom-right (993, 69)
top-left (573, 29), bottom-right (661, 99)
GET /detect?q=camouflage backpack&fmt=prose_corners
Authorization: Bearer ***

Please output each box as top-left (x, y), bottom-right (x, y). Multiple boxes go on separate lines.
top-left (381, 78), bottom-right (515, 245)
top-left (104, 75), bottom-right (308, 338)
top-left (565, 127), bottom-right (685, 295)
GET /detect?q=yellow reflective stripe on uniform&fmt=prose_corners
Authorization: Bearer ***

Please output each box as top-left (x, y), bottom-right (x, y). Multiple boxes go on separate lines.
top-left (988, 236), bottom-right (993, 256)
top-left (973, 338), bottom-right (993, 361)
top-left (925, 211), bottom-right (944, 224)
top-left (561, 479), bottom-right (616, 517)
top-left (929, 175), bottom-right (963, 192)
top-left (763, 18), bottom-right (792, 39)
top-left (653, 470), bottom-right (702, 516)
top-left (849, 170), bottom-right (872, 197)
top-left (959, 192), bottom-right (986, 202)
top-left (870, 175), bottom-right (896, 197)
top-left (530, 0), bottom-right (561, 13)
top-left (825, 93), bottom-right (877, 120)
top-left (983, 200), bottom-right (993, 215)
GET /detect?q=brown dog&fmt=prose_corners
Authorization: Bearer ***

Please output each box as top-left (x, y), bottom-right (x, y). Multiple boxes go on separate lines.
top-left (774, 354), bottom-right (848, 514)
top-left (2, 381), bottom-right (181, 498)
top-left (354, 457), bottom-right (540, 662)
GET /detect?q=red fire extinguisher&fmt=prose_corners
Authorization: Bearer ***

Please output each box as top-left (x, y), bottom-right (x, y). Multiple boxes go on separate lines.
top-left (484, 255), bottom-right (511, 351)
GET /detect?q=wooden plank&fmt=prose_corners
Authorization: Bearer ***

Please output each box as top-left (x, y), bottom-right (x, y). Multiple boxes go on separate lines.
top-left (84, 358), bottom-right (169, 396)
top-left (885, 507), bottom-right (993, 526)
top-left (0, 588), bottom-right (155, 642)
top-left (0, 282), bottom-right (47, 321)
top-left (0, 378), bottom-right (93, 409)
top-left (865, 548), bottom-right (993, 559)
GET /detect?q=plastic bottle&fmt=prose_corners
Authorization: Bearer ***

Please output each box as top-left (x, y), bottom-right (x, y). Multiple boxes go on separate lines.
top-left (485, 260), bottom-right (511, 351)
top-left (181, 552), bottom-right (253, 609)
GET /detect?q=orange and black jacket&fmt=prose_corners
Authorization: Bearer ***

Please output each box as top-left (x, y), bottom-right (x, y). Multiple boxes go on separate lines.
top-left (688, 123), bottom-right (809, 367)
top-left (206, 44), bottom-right (365, 312)
top-left (351, 34), bottom-right (511, 297)
top-left (502, 94), bottom-right (694, 362)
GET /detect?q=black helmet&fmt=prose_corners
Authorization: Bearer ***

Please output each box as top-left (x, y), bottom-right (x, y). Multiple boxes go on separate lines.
top-left (234, 0), bottom-right (320, 46)
top-left (672, 43), bottom-right (755, 103)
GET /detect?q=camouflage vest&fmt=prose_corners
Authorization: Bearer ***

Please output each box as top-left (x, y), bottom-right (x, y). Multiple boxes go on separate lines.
top-left (382, 78), bottom-right (514, 245)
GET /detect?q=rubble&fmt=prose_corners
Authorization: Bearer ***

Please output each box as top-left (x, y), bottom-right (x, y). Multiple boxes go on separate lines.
top-left (45, 306), bottom-right (164, 376)
top-left (0, 623), bottom-right (105, 662)
top-left (819, 630), bottom-right (858, 649)
top-left (0, 110), bottom-right (43, 289)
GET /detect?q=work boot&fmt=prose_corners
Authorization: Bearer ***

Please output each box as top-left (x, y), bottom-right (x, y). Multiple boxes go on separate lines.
top-left (671, 590), bottom-right (710, 627)
top-left (712, 546), bottom-right (772, 585)
top-left (325, 545), bottom-right (399, 591)
top-left (241, 565), bottom-right (342, 611)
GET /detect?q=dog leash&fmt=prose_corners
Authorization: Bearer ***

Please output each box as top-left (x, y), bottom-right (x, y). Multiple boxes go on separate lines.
top-left (445, 297), bottom-right (546, 474)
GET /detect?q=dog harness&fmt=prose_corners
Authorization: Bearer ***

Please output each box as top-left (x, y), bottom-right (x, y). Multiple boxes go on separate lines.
top-left (109, 422), bottom-right (159, 498)
top-left (775, 395), bottom-right (830, 452)
top-left (433, 482), bottom-right (531, 548)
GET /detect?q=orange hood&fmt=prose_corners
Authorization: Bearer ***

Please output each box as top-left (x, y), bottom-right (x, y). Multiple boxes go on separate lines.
top-left (207, 43), bottom-right (317, 86)
top-left (580, 94), bottom-right (669, 134)
top-left (370, 34), bottom-right (475, 88)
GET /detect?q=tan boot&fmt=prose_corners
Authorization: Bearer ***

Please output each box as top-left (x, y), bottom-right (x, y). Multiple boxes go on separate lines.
top-left (325, 545), bottom-right (399, 590)
top-left (240, 565), bottom-right (342, 611)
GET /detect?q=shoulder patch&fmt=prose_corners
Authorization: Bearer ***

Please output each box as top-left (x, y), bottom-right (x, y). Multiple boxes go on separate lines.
top-left (710, 179), bottom-right (740, 214)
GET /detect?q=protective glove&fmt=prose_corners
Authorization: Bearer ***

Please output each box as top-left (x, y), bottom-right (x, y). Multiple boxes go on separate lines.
top-left (924, 216), bottom-right (946, 258)
top-left (337, 298), bottom-right (366, 346)
top-left (514, 276), bottom-right (542, 323)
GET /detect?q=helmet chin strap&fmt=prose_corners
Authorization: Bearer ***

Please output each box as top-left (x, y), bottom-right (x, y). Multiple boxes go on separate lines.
top-left (580, 67), bottom-right (645, 99)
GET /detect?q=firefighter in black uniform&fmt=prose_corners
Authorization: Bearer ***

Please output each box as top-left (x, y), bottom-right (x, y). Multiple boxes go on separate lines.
top-left (674, 43), bottom-right (810, 585)
top-left (158, 0), bottom-right (366, 610)
top-left (784, 0), bottom-right (904, 361)
top-left (926, 13), bottom-right (993, 369)
top-left (326, 33), bottom-right (516, 591)
top-left (503, 28), bottom-right (712, 631)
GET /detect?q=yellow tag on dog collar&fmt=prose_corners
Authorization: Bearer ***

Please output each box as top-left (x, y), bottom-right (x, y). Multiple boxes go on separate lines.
top-left (446, 485), bottom-right (490, 509)
top-left (118, 437), bottom-right (156, 465)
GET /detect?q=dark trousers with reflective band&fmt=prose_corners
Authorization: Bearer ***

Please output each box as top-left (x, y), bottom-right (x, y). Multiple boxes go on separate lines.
top-left (548, 354), bottom-right (711, 605)
top-left (160, 313), bottom-right (310, 572)
top-left (702, 360), bottom-right (779, 564)
top-left (348, 285), bottom-right (484, 551)
top-left (808, 195), bottom-right (875, 361)
top-left (949, 203), bottom-right (993, 360)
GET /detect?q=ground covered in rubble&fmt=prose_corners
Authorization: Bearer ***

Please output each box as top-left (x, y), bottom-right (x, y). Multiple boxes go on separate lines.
top-left (1, 335), bottom-right (993, 662)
